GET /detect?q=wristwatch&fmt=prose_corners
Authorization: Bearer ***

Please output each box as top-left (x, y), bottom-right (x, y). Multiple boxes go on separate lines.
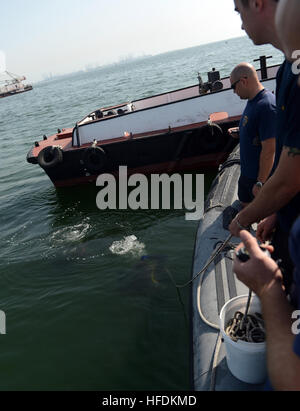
top-left (255, 181), bottom-right (264, 188)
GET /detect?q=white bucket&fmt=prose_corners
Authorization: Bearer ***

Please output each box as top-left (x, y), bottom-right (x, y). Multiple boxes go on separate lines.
top-left (219, 294), bottom-right (267, 384)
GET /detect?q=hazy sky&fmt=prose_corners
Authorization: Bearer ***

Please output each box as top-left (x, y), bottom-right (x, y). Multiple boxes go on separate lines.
top-left (1, 0), bottom-right (244, 82)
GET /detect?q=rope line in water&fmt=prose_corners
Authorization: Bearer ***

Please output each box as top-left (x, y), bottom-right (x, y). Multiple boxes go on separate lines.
top-left (175, 234), bottom-right (234, 289)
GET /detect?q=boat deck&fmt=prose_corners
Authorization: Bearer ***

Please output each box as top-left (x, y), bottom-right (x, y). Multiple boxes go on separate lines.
top-left (192, 146), bottom-right (265, 391)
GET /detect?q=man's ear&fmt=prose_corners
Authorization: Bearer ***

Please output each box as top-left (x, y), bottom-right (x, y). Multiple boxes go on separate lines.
top-left (251, 0), bottom-right (264, 12)
top-left (241, 77), bottom-right (248, 87)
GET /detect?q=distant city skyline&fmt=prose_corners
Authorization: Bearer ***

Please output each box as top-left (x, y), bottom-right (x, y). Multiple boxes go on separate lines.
top-left (37, 39), bottom-right (248, 83)
top-left (1, 0), bottom-right (246, 82)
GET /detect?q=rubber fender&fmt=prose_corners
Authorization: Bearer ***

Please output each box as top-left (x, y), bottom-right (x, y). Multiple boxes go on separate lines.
top-left (198, 123), bottom-right (225, 151)
top-left (38, 146), bottom-right (63, 169)
top-left (83, 146), bottom-right (106, 172)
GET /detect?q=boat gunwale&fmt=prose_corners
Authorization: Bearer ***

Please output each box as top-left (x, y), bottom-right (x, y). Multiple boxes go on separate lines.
top-left (27, 114), bottom-right (241, 164)
top-left (76, 65), bottom-right (280, 134)
top-left (70, 114), bottom-right (242, 150)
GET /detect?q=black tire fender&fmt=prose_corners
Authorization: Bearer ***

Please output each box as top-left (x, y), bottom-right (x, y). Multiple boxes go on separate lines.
top-left (38, 146), bottom-right (63, 169)
top-left (198, 123), bottom-right (225, 151)
top-left (83, 146), bottom-right (106, 172)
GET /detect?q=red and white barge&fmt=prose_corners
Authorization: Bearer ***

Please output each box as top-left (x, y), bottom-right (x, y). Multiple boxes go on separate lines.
top-left (26, 57), bottom-right (279, 187)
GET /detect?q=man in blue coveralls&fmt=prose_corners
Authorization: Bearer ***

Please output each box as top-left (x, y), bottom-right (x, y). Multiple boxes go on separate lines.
top-left (229, 62), bottom-right (276, 206)
top-left (229, 0), bottom-right (300, 292)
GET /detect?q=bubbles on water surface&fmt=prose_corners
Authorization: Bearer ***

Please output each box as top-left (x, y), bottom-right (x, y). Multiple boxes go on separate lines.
top-left (50, 221), bottom-right (91, 244)
top-left (109, 235), bottom-right (146, 257)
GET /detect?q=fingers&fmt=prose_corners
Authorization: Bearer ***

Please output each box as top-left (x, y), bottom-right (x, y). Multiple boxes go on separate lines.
top-left (260, 244), bottom-right (274, 253)
top-left (235, 242), bottom-right (244, 253)
top-left (258, 227), bottom-right (268, 243)
top-left (256, 222), bottom-right (271, 243)
top-left (235, 231), bottom-right (273, 261)
top-left (260, 227), bottom-right (273, 243)
top-left (229, 215), bottom-right (244, 237)
top-left (239, 230), bottom-right (262, 257)
top-left (256, 226), bottom-right (264, 243)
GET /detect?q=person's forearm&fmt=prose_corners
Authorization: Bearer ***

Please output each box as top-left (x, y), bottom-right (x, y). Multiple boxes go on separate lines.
top-left (258, 148), bottom-right (275, 183)
top-left (238, 170), bottom-right (298, 227)
top-left (261, 286), bottom-right (300, 390)
top-left (229, 147), bottom-right (300, 236)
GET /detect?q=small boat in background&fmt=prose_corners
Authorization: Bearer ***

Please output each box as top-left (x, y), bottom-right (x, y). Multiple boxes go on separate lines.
top-left (27, 56), bottom-right (279, 188)
top-left (0, 71), bottom-right (33, 99)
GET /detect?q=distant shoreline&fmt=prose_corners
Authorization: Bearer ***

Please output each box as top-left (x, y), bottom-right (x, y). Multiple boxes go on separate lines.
top-left (34, 35), bottom-right (247, 85)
